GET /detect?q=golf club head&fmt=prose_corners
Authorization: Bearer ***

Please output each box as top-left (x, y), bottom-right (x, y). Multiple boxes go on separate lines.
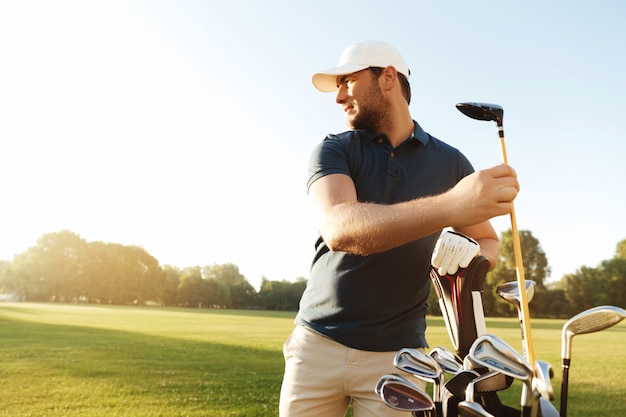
top-left (534, 360), bottom-right (554, 400)
top-left (496, 280), bottom-right (536, 307)
top-left (469, 334), bottom-right (532, 382)
top-left (474, 371), bottom-right (514, 394)
top-left (411, 410), bottom-right (436, 417)
top-left (394, 348), bottom-right (442, 382)
top-left (444, 369), bottom-right (481, 399)
top-left (376, 373), bottom-right (435, 412)
top-left (539, 396), bottom-right (559, 417)
top-left (457, 400), bottom-right (497, 417)
top-left (561, 305), bottom-right (626, 360)
top-left (456, 102), bottom-right (504, 125)
top-left (429, 346), bottom-right (463, 375)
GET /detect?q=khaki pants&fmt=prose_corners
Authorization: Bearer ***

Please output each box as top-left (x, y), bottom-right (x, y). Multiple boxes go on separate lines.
top-left (279, 325), bottom-right (425, 417)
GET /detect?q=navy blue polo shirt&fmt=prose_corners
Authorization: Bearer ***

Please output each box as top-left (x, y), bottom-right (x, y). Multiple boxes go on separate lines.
top-left (296, 121), bottom-right (474, 351)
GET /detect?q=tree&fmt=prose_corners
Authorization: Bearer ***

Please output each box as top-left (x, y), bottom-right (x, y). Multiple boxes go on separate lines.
top-left (177, 268), bottom-right (206, 307)
top-left (561, 239), bottom-right (626, 314)
top-left (562, 266), bottom-right (600, 313)
top-left (616, 238), bottom-right (626, 260)
top-left (161, 265), bottom-right (181, 306)
top-left (82, 242), bottom-right (164, 304)
top-left (203, 263), bottom-right (258, 308)
top-left (258, 278), bottom-right (305, 311)
top-left (8, 230), bottom-right (88, 302)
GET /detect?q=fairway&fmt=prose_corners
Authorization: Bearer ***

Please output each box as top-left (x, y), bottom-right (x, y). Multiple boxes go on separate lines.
top-left (0, 303), bottom-right (624, 416)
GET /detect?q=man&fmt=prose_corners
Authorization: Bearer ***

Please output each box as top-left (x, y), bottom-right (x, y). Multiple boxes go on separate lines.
top-left (279, 40), bottom-right (519, 417)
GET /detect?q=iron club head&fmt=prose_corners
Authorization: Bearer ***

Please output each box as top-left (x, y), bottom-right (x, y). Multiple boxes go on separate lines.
top-left (394, 348), bottom-right (444, 406)
top-left (457, 400), bottom-right (497, 417)
top-left (468, 334), bottom-right (536, 411)
top-left (429, 346), bottom-right (463, 375)
top-left (394, 348), bottom-right (442, 382)
top-left (376, 373), bottom-right (435, 412)
top-left (534, 360), bottom-right (554, 400)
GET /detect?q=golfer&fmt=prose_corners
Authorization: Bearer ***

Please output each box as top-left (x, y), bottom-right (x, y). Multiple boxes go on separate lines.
top-left (279, 40), bottom-right (519, 417)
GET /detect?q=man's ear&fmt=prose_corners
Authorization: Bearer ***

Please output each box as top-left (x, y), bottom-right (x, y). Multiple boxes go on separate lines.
top-left (380, 66), bottom-right (398, 92)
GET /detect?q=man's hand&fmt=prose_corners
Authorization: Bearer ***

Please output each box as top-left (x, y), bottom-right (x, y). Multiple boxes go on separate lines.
top-left (443, 164), bottom-right (519, 228)
top-left (432, 231), bottom-right (481, 275)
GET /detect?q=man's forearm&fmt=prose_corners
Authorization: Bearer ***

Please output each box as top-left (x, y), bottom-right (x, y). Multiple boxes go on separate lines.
top-left (475, 238), bottom-right (499, 271)
top-left (320, 197), bottom-right (449, 255)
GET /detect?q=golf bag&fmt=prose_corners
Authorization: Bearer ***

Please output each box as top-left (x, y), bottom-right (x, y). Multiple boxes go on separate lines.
top-left (430, 256), bottom-right (520, 417)
top-left (429, 256), bottom-right (490, 359)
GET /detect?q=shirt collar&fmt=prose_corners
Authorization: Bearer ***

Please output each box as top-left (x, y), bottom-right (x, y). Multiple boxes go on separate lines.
top-left (409, 121), bottom-right (430, 145)
top-left (362, 120), bottom-right (431, 145)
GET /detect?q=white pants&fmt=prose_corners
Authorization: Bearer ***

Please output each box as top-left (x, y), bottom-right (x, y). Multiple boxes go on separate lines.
top-left (279, 325), bottom-right (425, 417)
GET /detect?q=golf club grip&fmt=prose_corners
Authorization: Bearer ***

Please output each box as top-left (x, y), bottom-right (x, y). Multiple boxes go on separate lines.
top-left (560, 364), bottom-right (570, 417)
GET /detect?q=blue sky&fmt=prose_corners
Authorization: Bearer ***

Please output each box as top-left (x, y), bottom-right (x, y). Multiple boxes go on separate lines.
top-left (1, 1), bottom-right (625, 290)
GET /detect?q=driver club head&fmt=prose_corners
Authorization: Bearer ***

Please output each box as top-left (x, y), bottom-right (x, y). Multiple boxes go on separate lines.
top-left (456, 102), bottom-right (504, 125)
top-left (561, 305), bottom-right (626, 360)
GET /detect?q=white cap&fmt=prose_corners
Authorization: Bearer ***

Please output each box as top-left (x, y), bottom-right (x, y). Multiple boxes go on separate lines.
top-left (312, 40), bottom-right (410, 92)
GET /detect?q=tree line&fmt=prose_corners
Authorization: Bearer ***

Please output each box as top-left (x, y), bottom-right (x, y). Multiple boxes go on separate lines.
top-left (1, 230), bottom-right (625, 317)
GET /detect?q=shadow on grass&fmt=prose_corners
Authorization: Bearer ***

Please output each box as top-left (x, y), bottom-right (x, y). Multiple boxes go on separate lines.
top-left (0, 312), bottom-right (284, 417)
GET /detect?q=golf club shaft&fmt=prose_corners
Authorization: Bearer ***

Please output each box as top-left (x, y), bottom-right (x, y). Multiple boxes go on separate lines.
top-left (498, 125), bottom-right (536, 372)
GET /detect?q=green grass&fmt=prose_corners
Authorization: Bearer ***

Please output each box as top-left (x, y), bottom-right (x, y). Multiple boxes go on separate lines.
top-left (0, 303), bottom-right (624, 416)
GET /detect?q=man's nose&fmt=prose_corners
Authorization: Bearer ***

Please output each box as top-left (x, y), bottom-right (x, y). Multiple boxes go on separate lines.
top-left (335, 84), bottom-right (347, 104)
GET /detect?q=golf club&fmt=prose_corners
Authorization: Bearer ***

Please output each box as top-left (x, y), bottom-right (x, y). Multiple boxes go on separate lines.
top-left (457, 102), bottom-right (536, 371)
top-left (468, 334), bottom-right (537, 417)
top-left (376, 373), bottom-right (436, 413)
top-left (429, 346), bottom-right (463, 375)
top-left (458, 371), bottom-right (503, 417)
top-left (394, 348), bottom-right (444, 416)
top-left (457, 401), bottom-right (497, 417)
top-left (496, 280), bottom-right (536, 359)
top-left (533, 360), bottom-right (554, 401)
top-left (560, 305), bottom-right (626, 417)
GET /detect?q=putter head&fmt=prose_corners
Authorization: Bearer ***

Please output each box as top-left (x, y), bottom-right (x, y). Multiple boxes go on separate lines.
top-left (394, 348), bottom-right (442, 382)
top-left (376, 373), bottom-right (435, 412)
top-left (496, 280), bottom-right (536, 307)
top-left (456, 102), bottom-right (504, 125)
top-left (561, 305), bottom-right (626, 360)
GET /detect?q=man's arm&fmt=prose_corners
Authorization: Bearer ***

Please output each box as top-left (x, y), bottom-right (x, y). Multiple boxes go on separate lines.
top-left (309, 164), bottom-right (518, 256)
top-left (453, 223), bottom-right (500, 271)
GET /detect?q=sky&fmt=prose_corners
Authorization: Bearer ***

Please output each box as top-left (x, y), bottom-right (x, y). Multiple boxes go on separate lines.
top-left (1, 1), bottom-right (625, 291)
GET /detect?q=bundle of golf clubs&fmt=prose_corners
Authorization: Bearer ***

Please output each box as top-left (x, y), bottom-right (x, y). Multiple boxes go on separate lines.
top-left (375, 102), bottom-right (626, 417)
top-left (376, 274), bottom-right (626, 417)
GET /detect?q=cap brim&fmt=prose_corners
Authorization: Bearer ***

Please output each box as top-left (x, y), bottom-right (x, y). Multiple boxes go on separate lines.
top-left (311, 64), bottom-right (368, 92)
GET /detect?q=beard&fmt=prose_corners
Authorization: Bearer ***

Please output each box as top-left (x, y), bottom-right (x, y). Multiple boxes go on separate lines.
top-left (346, 82), bottom-right (390, 132)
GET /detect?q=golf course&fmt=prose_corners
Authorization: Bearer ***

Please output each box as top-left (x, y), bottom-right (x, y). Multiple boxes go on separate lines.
top-left (0, 302), bottom-right (624, 416)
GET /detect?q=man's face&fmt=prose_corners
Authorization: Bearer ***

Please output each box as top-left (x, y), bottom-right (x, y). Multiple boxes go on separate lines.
top-left (335, 69), bottom-right (389, 131)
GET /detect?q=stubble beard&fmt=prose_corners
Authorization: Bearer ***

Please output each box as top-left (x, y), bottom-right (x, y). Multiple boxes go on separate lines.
top-left (346, 82), bottom-right (390, 132)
